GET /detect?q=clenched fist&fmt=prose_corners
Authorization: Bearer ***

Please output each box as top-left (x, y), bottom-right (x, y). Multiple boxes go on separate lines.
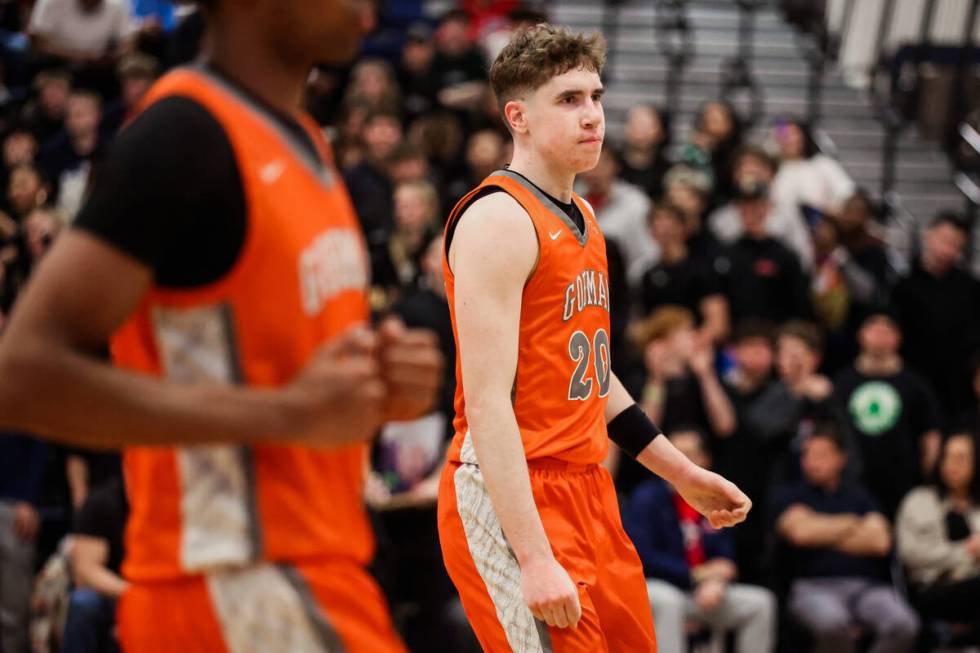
top-left (285, 327), bottom-right (386, 446)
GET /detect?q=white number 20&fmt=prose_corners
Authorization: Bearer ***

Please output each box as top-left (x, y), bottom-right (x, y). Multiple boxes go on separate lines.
top-left (567, 329), bottom-right (611, 401)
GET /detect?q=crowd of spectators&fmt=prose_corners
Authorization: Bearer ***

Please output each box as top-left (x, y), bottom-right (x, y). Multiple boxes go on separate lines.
top-left (0, 1), bottom-right (978, 652)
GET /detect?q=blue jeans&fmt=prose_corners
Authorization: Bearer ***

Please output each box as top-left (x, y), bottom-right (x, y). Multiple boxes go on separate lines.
top-left (62, 589), bottom-right (118, 653)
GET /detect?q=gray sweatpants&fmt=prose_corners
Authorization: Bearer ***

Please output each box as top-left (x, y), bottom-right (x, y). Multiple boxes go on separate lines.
top-left (0, 501), bottom-right (34, 653)
top-left (647, 578), bottom-right (777, 653)
top-left (788, 577), bottom-right (919, 653)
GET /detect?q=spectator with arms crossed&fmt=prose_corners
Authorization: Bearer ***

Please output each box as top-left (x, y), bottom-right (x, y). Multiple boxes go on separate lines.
top-left (772, 422), bottom-right (919, 653)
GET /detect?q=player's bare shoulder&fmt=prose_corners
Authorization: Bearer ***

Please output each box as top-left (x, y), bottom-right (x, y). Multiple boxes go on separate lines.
top-left (448, 190), bottom-right (539, 281)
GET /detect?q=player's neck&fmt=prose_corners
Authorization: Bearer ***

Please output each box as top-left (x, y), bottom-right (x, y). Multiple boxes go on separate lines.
top-left (203, 22), bottom-right (309, 118)
top-left (508, 150), bottom-right (575, 204)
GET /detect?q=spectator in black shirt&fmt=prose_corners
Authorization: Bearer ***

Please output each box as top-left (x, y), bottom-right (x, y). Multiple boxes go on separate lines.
top-left (65, 446), bottom-right (121, 512)
top-left (63, 476), bottom-right (127, 653)
top-left (748, 321), bottom-right (848, 484)
top-left (100, 53), bottom-right (158, 137)
top-left (617, 104), bottom-right (670, 200)
top-left (771, 424), bottom-right (919, 653)
top-left (810, 214), bottom-right (888, 375)
top-left (971, 354), bottom-right (980, 434)
top-left (834, 189), bottom-right (898, 307)
top-left (664, 166), bottom-right (733, 285)
top-left (372, 179), bottom-right (439, 303)
top-left (637, 306), bottom-right (736, 440)
top-left (893, 212), bottom-right (980, 423)
top-left (0, 127), bottom-right (39, 213)
top-left (388, 143), bottom-right (437, 188)
top-left (680, 101), bottom-right (742, 205)
top-left (343, 108), bottom-right (402, 265)
top-left (0, 433), bottom-right (46, 653)
top-left (5, 162), bottom-right (50, 221)
top-left (430, 10), bottom-right (488, 113)
top-left (22, 68), bottom-right (71, 144)
top-left (726, 191), bottom-right (810, 324)
top-left (637, 203), bottom-right (730, 345)
top-left (406, 110), bottom-right (465, 183)
top-left (708, 146), bottom-right (813, 270)
top-left (397, 22), bottom-right (438, 125)
top-left (343, 58), bottom-right (401, 114)
top-left (835, 311), bottom-right (942, 518)
top-left (38, 89), bottom-right (105, 221)
top-left (445, 127), bottom-right (505, 208)
top-left (370, 233), bottom-right (479, 653)
top-left (391, 234), bottom-right (455, 422)
top-left (718, 319), bottom-right (777, 583)
top-left (613, 306), bottom-right (735, 495)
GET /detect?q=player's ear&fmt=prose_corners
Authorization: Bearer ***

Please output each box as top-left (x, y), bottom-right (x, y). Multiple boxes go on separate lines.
top-left (504, 99), bottom-right (528, 135)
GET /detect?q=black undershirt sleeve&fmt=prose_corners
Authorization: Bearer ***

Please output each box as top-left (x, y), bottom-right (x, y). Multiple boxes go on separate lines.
top-left (444, 184), bottom-right (585, 257)
top-left (73, 96), bottom-right (247, 288)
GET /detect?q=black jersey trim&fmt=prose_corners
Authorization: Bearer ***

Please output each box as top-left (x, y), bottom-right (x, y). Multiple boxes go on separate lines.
top-left (493, 169), bottom-right (588, 247)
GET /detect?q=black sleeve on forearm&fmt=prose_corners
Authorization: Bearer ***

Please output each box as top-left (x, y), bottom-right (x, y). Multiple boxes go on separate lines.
top-left (608, 403), bottom-right (662, 458)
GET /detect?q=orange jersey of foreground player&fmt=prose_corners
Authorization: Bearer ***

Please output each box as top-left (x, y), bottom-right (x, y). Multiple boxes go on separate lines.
top-left (111, 67), bottom-right (373, 581)
top-left (443, 169), bottom-right (614, 466)
top-left (108, 67), bottom-right (406, 653)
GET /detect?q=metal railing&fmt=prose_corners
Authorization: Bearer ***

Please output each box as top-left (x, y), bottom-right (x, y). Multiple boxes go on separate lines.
top-left (720, 0), bottom-right (766, 128)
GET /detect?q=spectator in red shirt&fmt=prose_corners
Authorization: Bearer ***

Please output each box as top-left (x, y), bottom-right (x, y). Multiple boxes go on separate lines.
top-left (623, 427), bottom-right (776, 653)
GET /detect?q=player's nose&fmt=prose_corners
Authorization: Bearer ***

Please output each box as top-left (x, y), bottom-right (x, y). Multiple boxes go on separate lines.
top-left (581, 102), bottom-right (602, 129)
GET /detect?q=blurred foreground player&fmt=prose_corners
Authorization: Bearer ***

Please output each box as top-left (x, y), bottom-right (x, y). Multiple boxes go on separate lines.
top-left (0, 0), bottom-right (443, 651)
top-left (437, 25), bottom-right (750, 652)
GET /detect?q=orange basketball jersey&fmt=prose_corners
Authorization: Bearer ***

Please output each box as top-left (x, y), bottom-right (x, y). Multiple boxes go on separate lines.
top-left (443, 170), bottom-right (613, 466)
top-left (110, 67), bottom-right (374, 582)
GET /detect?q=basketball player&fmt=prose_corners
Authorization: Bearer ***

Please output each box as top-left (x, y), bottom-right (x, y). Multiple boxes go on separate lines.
top-left (0, 1), bottom-right (442, 651)
top-left (437, 25), bottom-right (751, 652)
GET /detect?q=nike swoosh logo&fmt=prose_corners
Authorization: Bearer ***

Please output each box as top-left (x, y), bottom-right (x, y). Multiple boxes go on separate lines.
top-left (549, 230), bottom-right (562, 240)
top-left (260, 160), bottom-right (286, 183)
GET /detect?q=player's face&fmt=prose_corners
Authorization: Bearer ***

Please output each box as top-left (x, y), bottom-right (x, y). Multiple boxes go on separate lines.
top-left (266, 0), bottom-right (372, 65)
top-left (522, 67), bottom-right (604, 174)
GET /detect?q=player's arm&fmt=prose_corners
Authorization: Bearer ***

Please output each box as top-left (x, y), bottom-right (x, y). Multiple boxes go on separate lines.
top-left (0, 231), bottom-right (387, 449)
top-left (605, 371), bottom-right (751, 528)
top-left (450, 192), bottom-right (581, 629)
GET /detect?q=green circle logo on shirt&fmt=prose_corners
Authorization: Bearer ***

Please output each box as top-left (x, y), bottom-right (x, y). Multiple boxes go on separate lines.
top-left (849, 381), bottom-right (902, 436)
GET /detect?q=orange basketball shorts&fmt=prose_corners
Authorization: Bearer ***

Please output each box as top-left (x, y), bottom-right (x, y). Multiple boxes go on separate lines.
top-left (116, 559), bottom-right (407, 653)
top-left (438, 458), bottom-right (658, 652)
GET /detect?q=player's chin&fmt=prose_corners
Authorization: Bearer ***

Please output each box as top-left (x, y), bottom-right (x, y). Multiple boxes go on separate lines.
top-left (316, 36), bottom-right (363, 65)
top-left (573, 149), bottom-right (603, 173)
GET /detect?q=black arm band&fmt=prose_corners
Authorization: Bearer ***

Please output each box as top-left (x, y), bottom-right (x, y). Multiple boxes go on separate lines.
top-left (607, 404), bottom-right (663, 459)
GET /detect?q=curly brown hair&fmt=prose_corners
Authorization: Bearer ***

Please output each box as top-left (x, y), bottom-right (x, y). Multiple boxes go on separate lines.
top-left (490, 24), bottom-right (607, 117)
